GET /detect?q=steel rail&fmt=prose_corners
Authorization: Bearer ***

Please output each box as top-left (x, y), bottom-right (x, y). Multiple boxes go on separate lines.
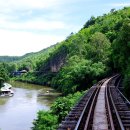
top-left (105, 80), bottom-right (115, 130)
top-left (116, 77), bottom-right (130, 105)
top-left (117, 88), bottom-right (130, 105)
top-left (108, 78), bottom-right (125, 130)
top-left (58, 76), bottom-right (128, 130)
top-left (105, 75), bottom-right (119, 130)
top-left (74, 86), bottom-right (99, 130)
top-left (74, 80), bottom-right (106, 130)
top-left (83, 86), bottom-right (100, 130)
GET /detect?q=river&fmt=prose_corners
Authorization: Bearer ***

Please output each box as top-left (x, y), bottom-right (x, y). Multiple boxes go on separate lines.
top-left (0, 81), bottom-right (60, 130)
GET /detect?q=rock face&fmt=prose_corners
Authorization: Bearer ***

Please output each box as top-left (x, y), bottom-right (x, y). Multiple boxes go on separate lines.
top-left (39, 46), bottom-right (67, 74)
top-left (50, 54), bottom-right (66, 72)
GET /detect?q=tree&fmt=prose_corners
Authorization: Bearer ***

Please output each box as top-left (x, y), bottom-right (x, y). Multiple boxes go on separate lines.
top-left (83, 16), bottom-right (96, 28)
top-left (0, 77), bottom-right (4, 88)
top-left (32, 111), bottom-right (58, 130)
top-left (111, 18), bottom-right (130, 99)
top-left (0, 68), bottom-right (9, 88)
top-left (110, 8), bottom-right (116, 13)
top-left (32, 92), bottom-right (83, 130)
top-left (112, 18), bottom-right (130, 71)
top-left (88, 32), bottom-right (111, 63)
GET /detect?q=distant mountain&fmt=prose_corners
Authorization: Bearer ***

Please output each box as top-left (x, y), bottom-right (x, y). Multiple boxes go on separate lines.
top-left (0, 56), bottom-right (20, 62)
top-left (0, 45), bottom-right (55, 62)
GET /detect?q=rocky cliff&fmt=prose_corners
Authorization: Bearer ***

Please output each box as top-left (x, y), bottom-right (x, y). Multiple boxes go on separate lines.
top-left (38, 45), bottom-right (68, 74)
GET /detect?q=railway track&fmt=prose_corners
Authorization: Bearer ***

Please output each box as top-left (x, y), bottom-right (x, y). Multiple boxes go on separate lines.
top-left (58, 76), bottom-right (130, 130)
top-left (106, 76), bottom-right (130, 130)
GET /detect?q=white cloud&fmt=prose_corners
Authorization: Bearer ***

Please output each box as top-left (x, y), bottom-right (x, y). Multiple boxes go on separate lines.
top-left (0, 0), bottom-right (73, 32)
top-left (0, 19), bottom-right (66, 31)
top-left (110, 2), bottom-right (130, 7)
top-left (0, 29), bottom-right (65, 56)
top-left (0, 0), bottom-right (69, 13)
top-left (0, 0), bottom-right (81, 56)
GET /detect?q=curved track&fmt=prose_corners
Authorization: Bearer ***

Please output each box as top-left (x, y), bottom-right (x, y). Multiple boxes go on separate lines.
top-left (58, 76), bottom-right (130, 130)
top-left (106, 76), bottom-right (130, 130)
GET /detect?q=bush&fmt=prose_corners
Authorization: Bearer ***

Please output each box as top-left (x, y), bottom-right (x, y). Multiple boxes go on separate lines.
top-left (32, 91), bottom-right (84, 130)
top-left (32, 111), bottom-right (58, 130)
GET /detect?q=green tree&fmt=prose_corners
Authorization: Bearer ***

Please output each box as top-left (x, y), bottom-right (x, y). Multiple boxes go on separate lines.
top-left (83, 16), bottom-right (96, 28)
top-left (32, 92), bottom-right (83, 130)
top-left (112, 18), bottom-right (130, 99)
top-left (112, 18), bottom-right (130, 70)
top-left (88, 32), bottom-right (111, 63)
top-left (0, 77), bottom-right (4, 88)
top-left (0, 68), bottom-right (9, 87)
top-left (32, 111), bottom-right (58, 130)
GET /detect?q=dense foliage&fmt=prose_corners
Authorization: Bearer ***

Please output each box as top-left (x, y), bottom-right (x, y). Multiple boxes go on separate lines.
top-left (1, 7), bottom-right (129, 97)
top-left (112, 18), bottom-right (130, 99)
top-left (1, 7), bottom-right (130, 129)
top-left (32, 111), bottom-right (58, 130)
top-left (51, 56), bottom-right (106, 94)
top-left (0, 56), bottom-right (20, 62)
top-left (0, 63), bottom-right (11, 87)
top-left (32, 91), bottom-right (84, 130)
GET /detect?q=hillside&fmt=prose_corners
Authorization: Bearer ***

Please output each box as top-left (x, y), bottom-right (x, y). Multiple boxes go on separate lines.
top-left (0, 52), bottom-right (37, 62)
top-left (0, 56), bottom-right (20, 62)
top-left (0, 45), bottom-right (55, 62)
top-left (4, 7), bottom-right (130, 98)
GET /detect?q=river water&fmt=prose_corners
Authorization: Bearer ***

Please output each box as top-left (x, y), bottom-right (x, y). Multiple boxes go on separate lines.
top-left (0, 81), bottom-right (60, 130)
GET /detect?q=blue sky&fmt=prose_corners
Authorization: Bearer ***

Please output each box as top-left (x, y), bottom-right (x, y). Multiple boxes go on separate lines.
top-left (0, 0), bottom-right (130, 56)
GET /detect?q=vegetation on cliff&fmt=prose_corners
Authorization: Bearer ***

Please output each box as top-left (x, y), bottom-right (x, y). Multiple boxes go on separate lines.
top-left (8, 7), bottom-right (129, 97)
top-left (0, 7), bottom-right (130, 97)
top-left (0, 7), bottom-right (130, 130)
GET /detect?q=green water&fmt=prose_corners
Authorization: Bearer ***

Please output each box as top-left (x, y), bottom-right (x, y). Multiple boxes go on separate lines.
top-left (0, 81), bottom-right (60, 130)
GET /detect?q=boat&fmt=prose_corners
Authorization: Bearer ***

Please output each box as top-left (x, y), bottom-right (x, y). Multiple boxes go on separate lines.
top-left (0, 83), bottom-right (14, 97)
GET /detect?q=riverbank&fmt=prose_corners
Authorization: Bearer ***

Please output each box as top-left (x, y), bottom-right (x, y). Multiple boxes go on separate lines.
top-left (32, 91), bottom-right (85, 130)
top-left (11, 72), bottom-right (52, 86)
top-left (0, 81), bottom-right (60, 130)
top-left (10, 76), bottom-right (86, 129)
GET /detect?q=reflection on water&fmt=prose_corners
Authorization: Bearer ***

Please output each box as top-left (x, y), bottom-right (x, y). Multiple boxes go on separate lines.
top-left (0, 81), bottom-right (60, 130)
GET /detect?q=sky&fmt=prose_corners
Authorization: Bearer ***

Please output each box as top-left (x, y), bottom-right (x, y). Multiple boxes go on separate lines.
top-left (0, 0), bottom-right (130, 56)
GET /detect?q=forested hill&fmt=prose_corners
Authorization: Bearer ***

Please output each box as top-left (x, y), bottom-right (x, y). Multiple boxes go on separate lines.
top-left (0, 45), bottom-right (55, 62)
top-left (0, 53), bottom-right (35, 62)
top-left (0, 56), bottom-right (20, 62)
top-left (2, 7), bottom-right (130, 98)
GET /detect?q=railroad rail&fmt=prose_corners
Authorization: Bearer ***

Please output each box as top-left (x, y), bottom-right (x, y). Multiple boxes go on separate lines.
top-left (106, 76), bottom-right (130, 130)
top-left (57, 78), bottom-right (107, 130)
top-left (58, 75), bottom-right (130, 130)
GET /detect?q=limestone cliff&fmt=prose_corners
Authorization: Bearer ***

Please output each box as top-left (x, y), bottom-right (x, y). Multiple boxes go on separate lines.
top-left (38, 45), bottom-right (67, 74)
